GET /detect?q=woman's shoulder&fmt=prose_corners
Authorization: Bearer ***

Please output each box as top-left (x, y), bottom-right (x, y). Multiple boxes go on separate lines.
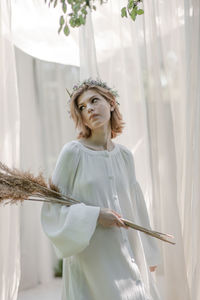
top-left (58, 140), bottom-right (80, 158)
top-left (117, 144), bottom-right (136, 175)
top-left (117, 143), bottom-right (133, 157)
top-left (62, 140), bottom-right (79, 150)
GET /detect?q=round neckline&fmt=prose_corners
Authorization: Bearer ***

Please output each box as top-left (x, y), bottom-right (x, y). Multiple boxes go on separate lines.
top-left (74, 140), bottom-right (119, 155)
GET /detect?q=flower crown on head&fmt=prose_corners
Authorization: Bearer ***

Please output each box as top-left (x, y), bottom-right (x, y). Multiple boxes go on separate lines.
top-left (65, 77), bottom-right (120, 106)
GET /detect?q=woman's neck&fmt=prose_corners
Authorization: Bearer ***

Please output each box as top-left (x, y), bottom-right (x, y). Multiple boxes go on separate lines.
top-left (86, 123), bottom-right (112, 148)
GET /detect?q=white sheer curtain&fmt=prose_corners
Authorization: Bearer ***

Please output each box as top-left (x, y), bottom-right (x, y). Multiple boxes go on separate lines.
top-left (181, 1), bottom-right (200, 299)
top-left (79, 1), bottom-right (197, 299)
top-left (3, 0), bottom-right (199, 299)
top-left (14, 46), bottom-right (80, 291)
top-left (14, 46), bottom-right (54, 290)
top-left (11, 0), bottom-right (79, 66)
top-left (0, 0), bottom-right (20, 300)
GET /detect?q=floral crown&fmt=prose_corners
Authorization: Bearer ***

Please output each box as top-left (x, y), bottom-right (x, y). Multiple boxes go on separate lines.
top-left (66, 77), bottom-right (120, 106)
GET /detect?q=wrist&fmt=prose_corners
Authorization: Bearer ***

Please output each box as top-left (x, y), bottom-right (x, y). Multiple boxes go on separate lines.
top-left (97, 208), bottom-right (102, 223)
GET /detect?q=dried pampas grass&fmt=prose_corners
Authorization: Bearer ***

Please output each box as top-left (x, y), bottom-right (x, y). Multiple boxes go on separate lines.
top-left (0, 161), bottom-right (79, 206)
top-left (0, 161), bottom-right (175, 245)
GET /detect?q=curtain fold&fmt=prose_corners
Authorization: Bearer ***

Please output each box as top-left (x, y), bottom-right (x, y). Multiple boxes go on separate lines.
top-left (78, 1), bottom-right (197, 299)
top-left (11, 0), bottom-right (79, 66)
top-left (14, 46), bottom-right (80, 290)
top-left (181, 1), bottom-right (200, 299)
top-left (0, 1), bottom-right (21, 300)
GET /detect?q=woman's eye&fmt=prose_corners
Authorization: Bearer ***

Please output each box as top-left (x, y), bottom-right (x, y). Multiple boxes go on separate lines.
top-left (79, 98), bottom-right (98, 111)
top-left (79, 106), bottom-right (85, 111)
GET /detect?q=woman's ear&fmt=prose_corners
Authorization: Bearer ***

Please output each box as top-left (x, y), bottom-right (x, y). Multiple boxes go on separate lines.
top-left (110, 102), bottom-right (115, 111)
top-left (109, 99), bottom-right (115, 111)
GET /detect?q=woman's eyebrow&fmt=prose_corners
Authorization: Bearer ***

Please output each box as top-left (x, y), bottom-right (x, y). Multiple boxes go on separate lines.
top-left (78, 95), bottom-right (98, 107)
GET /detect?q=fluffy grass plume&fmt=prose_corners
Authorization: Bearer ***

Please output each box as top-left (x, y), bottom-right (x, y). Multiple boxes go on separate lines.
top-left (0, 161), bottom-right (79, 206)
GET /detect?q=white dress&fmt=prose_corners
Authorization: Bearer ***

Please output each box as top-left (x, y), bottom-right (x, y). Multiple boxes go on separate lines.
top-left (41, 140), bottom-right (162, 300)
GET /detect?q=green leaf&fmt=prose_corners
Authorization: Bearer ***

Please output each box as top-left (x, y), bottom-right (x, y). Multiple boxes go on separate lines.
top-left (58, 25), bottom-right (62, 34)
top-left (73, 3), bottom-right (80, 13)
top-left (75, 18), bottom-right (81, 27)
top-left (64, 24), bottom-right (70, 36)
top-left (54, 259), bottom-right (63, 277)
top-left (59, 15), bottom-right (65, 26)
top-left (121, 7), bottom-right (127, 18)
top-left (85, 0), bottom-right (90, 6)
top-left (62, 2), bottom-right (67, 13)
top-left (81, 7), bottom-right (87, 15)
top-left (79, 15), bottom-right (86, 25)
top-left (49, 0), bottom-right (145, 38)
top-left (69, 18), bottom-right (76, 27)
top-left (130, 7), bottom-right (137, 21)
top-left (128, 0), bottom-right (134, 10)
top-left (137, 9), bottom-right (144, 15)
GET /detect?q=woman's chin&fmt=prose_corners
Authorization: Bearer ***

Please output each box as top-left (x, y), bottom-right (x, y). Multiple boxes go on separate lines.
top-left (85, 119), bottom-right (110, 130)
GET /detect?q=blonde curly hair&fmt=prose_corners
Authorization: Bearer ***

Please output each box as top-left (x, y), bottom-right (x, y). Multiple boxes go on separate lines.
top-left (69, 84), bottom-right (126, 139)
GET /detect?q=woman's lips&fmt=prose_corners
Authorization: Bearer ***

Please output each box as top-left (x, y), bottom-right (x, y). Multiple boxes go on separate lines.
top-left (89, 114), bottom-right (99, 120)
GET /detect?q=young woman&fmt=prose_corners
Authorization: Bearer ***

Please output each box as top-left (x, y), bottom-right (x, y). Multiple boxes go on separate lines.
top-left (41, 79), bottom-right (161, 300)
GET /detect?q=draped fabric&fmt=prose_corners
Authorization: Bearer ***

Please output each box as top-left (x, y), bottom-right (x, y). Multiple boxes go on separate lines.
top-left (0, 0), bottom-right (198, 299)
top-left (0, 1), bottom-right (21, 299)
top-left (11, 0), bottom-right (79, 66)
top-left (14, 45), bottom-right (83, 291)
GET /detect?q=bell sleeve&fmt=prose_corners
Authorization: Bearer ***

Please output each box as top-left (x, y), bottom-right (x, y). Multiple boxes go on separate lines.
top-left (40, 142), bottom-right (101, 259)
top-left (128, 152), bottom-right (162, 267)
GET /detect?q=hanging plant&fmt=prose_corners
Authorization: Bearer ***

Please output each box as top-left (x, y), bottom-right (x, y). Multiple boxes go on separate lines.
top-left (44, 0), bottom-right (144, 37)
top-left (54, 259), bottom-right (63, 277)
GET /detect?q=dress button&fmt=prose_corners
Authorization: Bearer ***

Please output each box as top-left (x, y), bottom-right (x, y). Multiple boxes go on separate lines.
top-left (113, 195), bottom-right (118, 200)
top-left (135, 279), bottom-right (141, 285)
top-left (131, 258), bottom-right (135, 262)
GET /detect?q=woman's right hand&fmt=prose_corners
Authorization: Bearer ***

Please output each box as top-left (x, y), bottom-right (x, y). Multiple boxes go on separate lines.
top-left (97, 208), bottom-right (128, 229)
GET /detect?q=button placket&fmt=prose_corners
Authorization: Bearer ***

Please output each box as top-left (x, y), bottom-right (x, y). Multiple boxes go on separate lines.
top-left (121, 230), bottom-right (136, 262)
top-left (104, 151), bottom-right (110, 158)
top-left (106, 152), bottom-right (113, 178)
top-left (106, 155), bottom-right (120, 212)
top-left (105, 152), bottom-right (134, 262)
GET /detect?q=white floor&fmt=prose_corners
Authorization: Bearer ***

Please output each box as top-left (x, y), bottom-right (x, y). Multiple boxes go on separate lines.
top-left (17, 278), bottom-right (62, 300)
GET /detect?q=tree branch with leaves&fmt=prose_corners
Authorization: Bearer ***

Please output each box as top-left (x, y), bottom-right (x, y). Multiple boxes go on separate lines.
top-left (44, 0), bottom-right (144, 37)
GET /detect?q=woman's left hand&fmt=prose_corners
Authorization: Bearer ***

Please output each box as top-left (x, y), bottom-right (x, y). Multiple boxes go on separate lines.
top-left (149, 265), bottom-right (157, 272)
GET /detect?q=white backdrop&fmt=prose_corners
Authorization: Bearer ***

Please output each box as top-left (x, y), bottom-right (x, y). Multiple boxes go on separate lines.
top-left (0, 1), bottom-right (20, 300)
top-left (0, 0), bottom-right (199, 299)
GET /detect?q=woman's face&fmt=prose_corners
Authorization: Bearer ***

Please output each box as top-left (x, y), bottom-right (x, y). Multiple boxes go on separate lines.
top-left (77, 89), bottom-right (114, 130)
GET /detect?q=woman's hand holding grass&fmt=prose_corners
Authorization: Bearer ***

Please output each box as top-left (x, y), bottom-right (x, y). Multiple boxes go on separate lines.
top-left (98, 208), bottom-right (129, 229)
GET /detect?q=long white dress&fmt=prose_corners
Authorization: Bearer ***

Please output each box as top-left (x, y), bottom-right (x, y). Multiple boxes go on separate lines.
top-left (41, 140), bottom-right (162, 300)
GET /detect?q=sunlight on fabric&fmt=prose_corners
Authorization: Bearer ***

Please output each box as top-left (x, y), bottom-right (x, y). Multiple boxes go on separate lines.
top-left (11, 0), bottom-right (79, 65)
top-left (114, 277), bottom-right (146, 299)
top-left (90, 1), bottom-right (135, 63)
top-left (2, 122), bottom-right (20, 164)
top-left (131, 138), bottom-right (143, 156)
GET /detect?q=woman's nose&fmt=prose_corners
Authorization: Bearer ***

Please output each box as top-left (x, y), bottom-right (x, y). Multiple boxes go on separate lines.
top-left (87, 106), bottom-right (94, 113)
